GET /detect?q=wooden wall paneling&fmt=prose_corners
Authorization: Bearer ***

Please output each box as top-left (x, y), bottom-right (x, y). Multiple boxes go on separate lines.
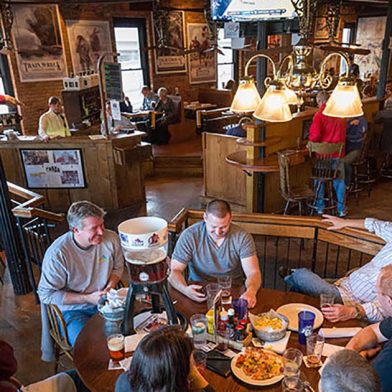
top-left (203, 133), bottom-right (246, 206)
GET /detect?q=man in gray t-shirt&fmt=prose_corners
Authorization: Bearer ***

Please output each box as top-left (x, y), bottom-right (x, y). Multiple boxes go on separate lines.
top-left (38, 201), bottom-right (124, 348)
top-left (169, 200), bottom-right (261, 307)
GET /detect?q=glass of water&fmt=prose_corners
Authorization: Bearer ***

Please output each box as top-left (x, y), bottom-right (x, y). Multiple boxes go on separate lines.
top-left (217, 275), bottom-right (232, 304)
top-left (282, 376), bottom-right (304, 391)
top-left (283, 348), bottom-right (303, 377)
top-left (190, 314), bottom-right (208, 348)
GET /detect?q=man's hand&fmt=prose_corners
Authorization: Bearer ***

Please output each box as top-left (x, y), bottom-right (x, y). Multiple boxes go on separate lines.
top-left (322, 304), bottom-right (357, 322)
top-left (240, 290), bottom-right (257, 308)
top-left (3, 94), bottom-right (24, 107)
top-left (184, 284), bottom-right (207, 303)
top-left (359, 346), bottom-right (382, 360)
top-left (41, 134), bottom-right (50, 143)
top-left (86, 290), bottom-right (105, 305)
top-left (322, 214), bottom-right (347, 231)
top-left (350, 119), bottom-right (360, 126)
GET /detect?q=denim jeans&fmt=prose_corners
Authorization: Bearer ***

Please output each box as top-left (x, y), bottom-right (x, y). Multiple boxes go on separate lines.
top-left (284, 268), bottom-right (343, 301)
top-left (314, 158), bottom-right (346, 214)
top-left (62, 307), bottom-right (98, 346)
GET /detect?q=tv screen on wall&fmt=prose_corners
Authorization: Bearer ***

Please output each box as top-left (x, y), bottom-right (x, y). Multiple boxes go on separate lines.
top-left (211, 0), bottom-right (297, 21)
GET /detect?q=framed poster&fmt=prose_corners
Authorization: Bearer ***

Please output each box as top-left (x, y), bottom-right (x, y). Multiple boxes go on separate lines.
top-left (20, 149), bottom-right (86, 189)
top-left (314, 18), bottom-right (329, 41)
top-left (153, 11), bottom-right (187, 74)
top-left (187, 23), bottom-right (217, 84)
top-left (11, 4), bottom-right (68, 82)
top-left (66, 20), bottom-right (112, 74)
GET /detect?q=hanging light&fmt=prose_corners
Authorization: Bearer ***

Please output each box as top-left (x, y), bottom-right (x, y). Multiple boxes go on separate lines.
top-left (323, 77), bottom-right (363, 118)
top-left (283, 86), bottom-right (298, 106)
top-left (253, 81), bottom-right (293, 122)
top-left (230, 77), bottom-right (261, 113)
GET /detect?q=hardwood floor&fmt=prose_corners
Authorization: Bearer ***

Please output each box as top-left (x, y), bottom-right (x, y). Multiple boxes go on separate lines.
top-left (1, 175), bottom-right (391, 386)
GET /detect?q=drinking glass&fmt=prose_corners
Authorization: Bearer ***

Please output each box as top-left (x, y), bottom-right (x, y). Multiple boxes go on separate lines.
top-left (205, 283), bottom-right (221, 310)
top-left (282, 376), bottom-right (304, 391)
top-left (306, 333), bottom-right (325, 365)
top-left (106, 333), bottom-right (125, 361)
top-left (298, 311), bottom-right (315, 345)
top-left (283, 348), bottom-right (303, 377)
top-left (193, 349), bottom-right (207, 376)
top-left (232, 298), bottom-right (248, 320)
top-left (320, 293), bottom-right (335, 310)
top-left (218, 276), bottom-right (232, 304)
top-left (216, 329), bottom-right (230, 352)
top-left (190, 314), bottom-right (208, 348)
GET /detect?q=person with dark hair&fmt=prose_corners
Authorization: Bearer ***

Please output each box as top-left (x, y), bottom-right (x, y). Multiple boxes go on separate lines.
top-left (319, 349), bottom-right (380, 392)
top-left (38, 201), bottom-right (124, 360)
top-left (169, 199), bottom-right (261, 307)
top-left (349, 63), bottom-right (364, 97)
top-left (38, 96), bottom-right (71, 141)
top-left (115, 326), bottom-right (213, 392)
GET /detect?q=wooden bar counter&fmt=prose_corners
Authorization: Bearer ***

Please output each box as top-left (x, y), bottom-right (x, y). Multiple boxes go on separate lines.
top-left (0, 131), bottom-right (151, 212)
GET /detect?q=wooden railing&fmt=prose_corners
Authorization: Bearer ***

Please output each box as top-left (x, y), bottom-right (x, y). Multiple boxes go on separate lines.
top-left (168, 209), bottom-right (385, 290)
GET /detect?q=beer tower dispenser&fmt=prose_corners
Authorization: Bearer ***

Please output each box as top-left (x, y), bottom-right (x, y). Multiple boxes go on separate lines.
top-left (118, 217), bottom-right (179, 335)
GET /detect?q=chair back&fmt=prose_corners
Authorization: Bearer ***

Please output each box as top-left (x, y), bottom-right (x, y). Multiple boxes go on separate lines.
top-left (278, 150), bottom-right (307, 198)
top-left (307, 142), bottom-right (344, 180)
top-left (46, 304), bottom-right (73, 361)
top-left (167, 95), bottom-right (182, 124)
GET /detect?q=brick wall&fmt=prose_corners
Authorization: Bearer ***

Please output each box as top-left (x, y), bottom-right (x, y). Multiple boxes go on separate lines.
top-left (7, 1), bottom-right (214, 134)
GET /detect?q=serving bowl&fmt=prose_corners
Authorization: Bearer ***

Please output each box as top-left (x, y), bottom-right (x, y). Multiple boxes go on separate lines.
top-left (249, 311), bottom-right (288, 342)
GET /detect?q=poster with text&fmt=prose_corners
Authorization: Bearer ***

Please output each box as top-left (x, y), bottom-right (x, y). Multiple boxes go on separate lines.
top-left (154, 11), bottom-right (187, 74)
top-left (187, 23), bottom-right (217, 85)
top-left (21, 149), bottom-right (85, 189)
top-left (11, 4), bottom-right (67, 82)
top-left (66, 20), bottom-right (112, 74)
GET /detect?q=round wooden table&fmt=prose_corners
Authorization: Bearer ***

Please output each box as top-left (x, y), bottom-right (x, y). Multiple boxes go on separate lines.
top-left (74, 286), bottom-right (361, 392)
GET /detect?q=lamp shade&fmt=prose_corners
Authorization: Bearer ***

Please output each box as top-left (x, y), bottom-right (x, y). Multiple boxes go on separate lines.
top-left (284, 87), bottom-right (298, 105)
top-left (230, 78), bottom-right (261, 113)
top-left (253, 85), bottom-right (293, 122)
top-left (323, 81), bottom-right (363, 118)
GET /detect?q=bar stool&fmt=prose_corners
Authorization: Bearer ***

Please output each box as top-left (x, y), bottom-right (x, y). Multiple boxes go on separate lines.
top-left (277, 150), bottom-right (313, 215)
top-left (306, 142), bottom-right (344, 216)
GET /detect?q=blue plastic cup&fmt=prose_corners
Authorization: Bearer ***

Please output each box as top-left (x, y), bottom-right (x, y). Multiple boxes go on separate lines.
top-left (298, 310), bottom-right (315, 345)
top-left (232, 298), bottom-right (248, 320)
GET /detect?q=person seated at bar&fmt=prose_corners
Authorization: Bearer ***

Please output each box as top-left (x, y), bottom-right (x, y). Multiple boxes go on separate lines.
top-left (319, 349), bottom-right (380, 392)
top-left (309, 91), bottom-right (346, 216)
top-left (349, 63), bottom-right (364, 97)
top-left (38, 201), bottom-right (124, 351)
top-left (38, 96), bottom-right (71, 141)
top-left (115, 326), bottom-right (214, 392)
top-left (0, 94), bottom-right (23, 107)
top-left (141, 85), bottom-right (158, 111)
top-left (363, 75), bottom-right (378, 98)
top-left (169, 199), bottom-right (261, 308)
top-left (346, 265), bottom-right (392, 392)
top-left (343, 115), bottom-right (367, 188)
top-left (119, 92), bottom-right (133, 114)
top-left (101, 101), bottom-right (134, 135)
top-left (280, 215), bottom-right (392, 323)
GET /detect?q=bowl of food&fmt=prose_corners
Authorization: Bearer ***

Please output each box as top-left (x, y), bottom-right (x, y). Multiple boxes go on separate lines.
top-left (249, 310), bottom-right (288, 342)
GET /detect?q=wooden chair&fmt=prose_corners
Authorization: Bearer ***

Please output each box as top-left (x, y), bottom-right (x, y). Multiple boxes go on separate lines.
top-left (46, 304), bottom-right (73, 373)
top-left (306, 142), bottom-right (344, 216)
top-left (277, 150), bottom-right (314, 215)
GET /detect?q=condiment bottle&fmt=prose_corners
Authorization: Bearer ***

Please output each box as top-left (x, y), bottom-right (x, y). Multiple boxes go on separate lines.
top-left (206, 309), bottom-right (214, 334)
top-left (218, 309), bottom-right (228, 331)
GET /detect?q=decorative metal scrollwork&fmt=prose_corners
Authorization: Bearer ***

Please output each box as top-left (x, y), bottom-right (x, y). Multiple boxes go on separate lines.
top-left (0, 3), bottom-right (14, 52)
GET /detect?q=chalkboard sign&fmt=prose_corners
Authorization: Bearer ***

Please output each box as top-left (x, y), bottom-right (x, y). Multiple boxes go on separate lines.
top-left (104, 63), bottom-right (122, 101)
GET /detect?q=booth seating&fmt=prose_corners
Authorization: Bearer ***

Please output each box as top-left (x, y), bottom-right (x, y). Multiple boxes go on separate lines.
top-left (196, 107), bottom-right (243, 133)
top-left (197, 88), bottom-right (234, 108)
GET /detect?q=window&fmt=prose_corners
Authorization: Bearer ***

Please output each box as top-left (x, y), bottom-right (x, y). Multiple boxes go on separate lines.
top-left (114, 19), bottom-right (150, 110)
top-left (217, 28), bottom-right (234, 89)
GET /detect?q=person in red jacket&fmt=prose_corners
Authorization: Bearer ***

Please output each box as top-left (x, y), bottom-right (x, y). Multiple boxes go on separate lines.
top-left (309, 91), bottom-right (347, 216)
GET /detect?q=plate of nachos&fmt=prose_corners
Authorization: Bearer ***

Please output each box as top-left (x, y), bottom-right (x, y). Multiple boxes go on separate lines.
top-left (231, 347), bottom-right (284, 386)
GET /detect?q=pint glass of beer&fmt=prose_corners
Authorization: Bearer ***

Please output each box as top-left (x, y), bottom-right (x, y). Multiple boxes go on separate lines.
top-left (107, 333), bottom-right (125, 361)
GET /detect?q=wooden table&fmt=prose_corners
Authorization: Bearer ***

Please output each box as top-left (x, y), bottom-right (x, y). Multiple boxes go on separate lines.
top-left (73, 287), bottom-right (361, 392)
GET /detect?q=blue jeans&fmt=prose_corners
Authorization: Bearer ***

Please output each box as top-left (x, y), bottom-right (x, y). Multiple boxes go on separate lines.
top-left (284, 268), bottom-right (343, 302)
top-left (62, 307), bottom-right (98, 346)
top-left (372, 339), bottom-right (392, 392)
top-left (314, 158), bottom-right (346, 214)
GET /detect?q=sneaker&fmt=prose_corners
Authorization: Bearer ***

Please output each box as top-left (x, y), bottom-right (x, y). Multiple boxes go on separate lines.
top-left (338, 210), bottom-right (347, 218)
top-left (278, 266), bottom-right (294, 279)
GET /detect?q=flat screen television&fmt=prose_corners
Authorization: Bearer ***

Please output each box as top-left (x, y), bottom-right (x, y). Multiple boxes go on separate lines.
top-left (211, 0), bottom-right (297, 21)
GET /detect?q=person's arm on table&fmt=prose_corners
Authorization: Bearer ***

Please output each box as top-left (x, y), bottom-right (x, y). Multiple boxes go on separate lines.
top-left (240, 254), bottom-right (261, 308)
top-left (168, 259), bottom-right (207, 302)
top-left (322, 215), bottom-right (365, 231)
top-left (0, 94), bottom-right (23, 107)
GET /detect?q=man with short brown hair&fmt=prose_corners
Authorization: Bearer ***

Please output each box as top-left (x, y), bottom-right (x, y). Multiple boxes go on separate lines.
top-left (169, 199), bottom-right (261, 307)
top-left (38, 96), bottom-right (70, 140)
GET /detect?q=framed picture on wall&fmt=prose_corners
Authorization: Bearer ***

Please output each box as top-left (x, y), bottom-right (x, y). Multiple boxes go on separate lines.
top-left (66, 20), bottom-right (113, 74)
top-left (314, 17), bottom-right (329, 41)
top-left (153, 11), bottom-right (187, 74)
top-left (11, 4), bottom-right (68, 82)
top-left (20, 149), bottom-right (86, 189)
top-left (187, 23), bottom-right (217, 84)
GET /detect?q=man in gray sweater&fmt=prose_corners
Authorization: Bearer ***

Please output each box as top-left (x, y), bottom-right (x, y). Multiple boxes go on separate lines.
top-left (38, 201), bottom-right (124, 348)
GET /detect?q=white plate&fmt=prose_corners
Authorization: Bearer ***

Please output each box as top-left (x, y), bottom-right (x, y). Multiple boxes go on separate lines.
top-left (276, 303), bottom-right (324, 332)
top-left (230, 350), bottom-right (284, 386)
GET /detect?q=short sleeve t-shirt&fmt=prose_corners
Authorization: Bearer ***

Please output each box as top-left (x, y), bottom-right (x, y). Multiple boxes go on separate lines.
top-left (171, 221), bottom-right (257, 284)
top-left (380, 317), bottom-right (392, 339)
